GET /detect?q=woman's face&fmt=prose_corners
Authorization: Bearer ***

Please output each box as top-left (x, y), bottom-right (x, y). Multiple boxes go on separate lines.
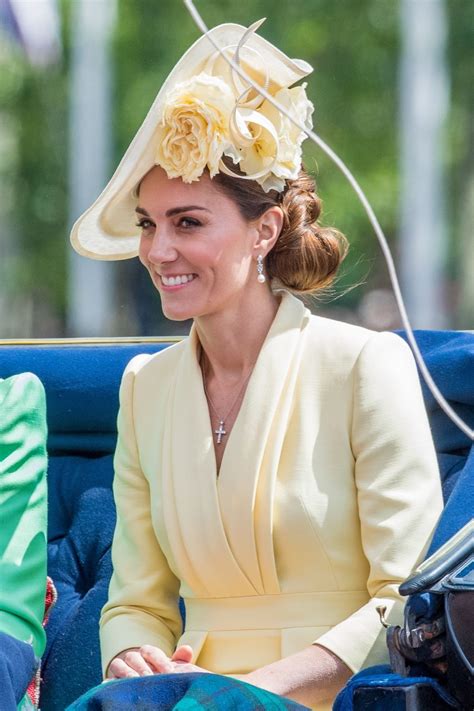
top-left (137, 166), bottom-right (259, 321)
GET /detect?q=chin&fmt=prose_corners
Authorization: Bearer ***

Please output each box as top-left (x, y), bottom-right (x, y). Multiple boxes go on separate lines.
top-left (159, 290), bottom-right (226, 322)
top-left (161, 306), bottom-right (194, 322)
top-left (160, 300), bottom-right (199, 322)
top-left (163, 311), bottom-right (195, 322)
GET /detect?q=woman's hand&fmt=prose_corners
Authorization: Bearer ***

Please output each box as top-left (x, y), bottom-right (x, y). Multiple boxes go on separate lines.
top-left (169, 644), bottom-right (212, 674)
top-left (107, 644), bottom-right (210, 679)
top-left (107, 645), bottom-right (175, 679)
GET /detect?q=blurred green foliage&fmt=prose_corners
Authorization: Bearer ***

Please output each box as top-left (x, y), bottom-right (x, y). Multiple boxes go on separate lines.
top-left (0, 0), bottom-right (472, 335)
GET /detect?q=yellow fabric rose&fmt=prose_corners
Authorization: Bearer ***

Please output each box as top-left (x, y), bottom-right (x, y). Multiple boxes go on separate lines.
top-left (155, 74), bottom-right (235, 183)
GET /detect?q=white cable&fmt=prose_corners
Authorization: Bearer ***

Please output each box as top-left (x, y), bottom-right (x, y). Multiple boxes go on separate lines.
top-left (183, 0), bottom-right (473, 441)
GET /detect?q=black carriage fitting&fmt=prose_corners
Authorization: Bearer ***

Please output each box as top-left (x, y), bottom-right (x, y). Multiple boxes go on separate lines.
top-left (353, 684), bottom-right (456, 710)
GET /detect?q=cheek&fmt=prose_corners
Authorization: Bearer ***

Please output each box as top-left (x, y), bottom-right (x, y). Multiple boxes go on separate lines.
top-left (138, 237), bottom-right (150, 266)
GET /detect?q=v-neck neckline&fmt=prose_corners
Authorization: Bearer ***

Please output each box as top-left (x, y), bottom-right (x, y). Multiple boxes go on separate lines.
top-left (161, 290), bottom-right (310, 596)
top-left (196, 342), bottom-right (254, 478)
top-left (192, 294), bottom-right (288, 482)
top-left (190, 291), bottom-right (301, 484)
top-left (195, 341), bottom-right (254, 481)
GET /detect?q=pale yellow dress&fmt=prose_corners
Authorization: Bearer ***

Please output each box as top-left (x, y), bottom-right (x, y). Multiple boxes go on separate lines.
top-left (100, 291), bottom-right (443, 710)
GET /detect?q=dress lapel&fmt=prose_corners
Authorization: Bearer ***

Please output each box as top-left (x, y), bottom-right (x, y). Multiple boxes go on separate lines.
top-left (162, 326), bottom-right (258, 596)
top-left (217, 292), bottom-right (310, 594)
top-left (161, 291), bottom-right (310, 597)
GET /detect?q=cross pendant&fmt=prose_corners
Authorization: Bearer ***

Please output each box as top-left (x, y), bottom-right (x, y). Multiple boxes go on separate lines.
top-left (215, 420), bottom-right (226, 444)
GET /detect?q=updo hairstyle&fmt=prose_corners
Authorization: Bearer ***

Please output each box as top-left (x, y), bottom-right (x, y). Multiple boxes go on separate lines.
top-left (213, 164), bottom-right (348, 294)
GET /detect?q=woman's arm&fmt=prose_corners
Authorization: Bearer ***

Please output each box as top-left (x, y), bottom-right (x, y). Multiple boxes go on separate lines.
top-left (238, 644), bottom-right (351, 707)
top-left (100, 356), bottom-right (183, 676)
top-left (312, 332), bottom-right (443, 673)
top-left (244, 332), bottom-right (444, 705)
top-left (0, 373), bottom-right (48, 658)
top-left (107, 641), bottom-right (349, 708)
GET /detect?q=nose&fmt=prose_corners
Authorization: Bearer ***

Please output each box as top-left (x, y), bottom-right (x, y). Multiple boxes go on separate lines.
top-left (146, 228), bottom-right (178, 266)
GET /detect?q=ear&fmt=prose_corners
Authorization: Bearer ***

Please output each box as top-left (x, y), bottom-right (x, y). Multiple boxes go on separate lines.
top-left (252, 206), bottom-right (284, 256)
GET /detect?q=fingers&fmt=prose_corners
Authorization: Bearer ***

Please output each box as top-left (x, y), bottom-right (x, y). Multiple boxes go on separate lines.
top-left (107, 645), bottom-right (201, 680)
top-left (107, 656), bottom-right (141, 680)
top-left (107, 646), bottom-right (171, 679)
top-left (140, 645), bottom-right (176, 674)
top-left (172, 645), bottom-right (194, 664)
top-left (123, 650), bottom-right (155, 676)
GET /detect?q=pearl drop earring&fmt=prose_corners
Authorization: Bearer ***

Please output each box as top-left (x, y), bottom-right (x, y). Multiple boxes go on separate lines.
top-left (257, 255), bottom-right (266, 283)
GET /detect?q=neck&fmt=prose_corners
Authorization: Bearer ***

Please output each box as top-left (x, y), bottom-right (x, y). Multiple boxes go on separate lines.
top-left (195, 287), bottom-right (280, 382)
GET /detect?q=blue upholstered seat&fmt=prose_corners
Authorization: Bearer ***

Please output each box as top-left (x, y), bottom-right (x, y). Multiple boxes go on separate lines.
top-left (1, 342), bottom-right (169, 709)
top-left (0, 330), bottom-right (472, 710)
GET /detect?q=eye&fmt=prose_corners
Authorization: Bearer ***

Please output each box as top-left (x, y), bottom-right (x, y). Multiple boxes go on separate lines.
top-left (178, 216), bottom-right (201, 229)
top-left (135, 218), bottom-right (154, 231)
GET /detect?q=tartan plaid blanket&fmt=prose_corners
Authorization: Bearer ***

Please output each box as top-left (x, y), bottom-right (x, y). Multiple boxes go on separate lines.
top-left (66, 672), bottom-right (310, 710)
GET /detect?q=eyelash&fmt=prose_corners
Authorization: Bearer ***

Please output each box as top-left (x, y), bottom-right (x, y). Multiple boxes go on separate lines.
top-left (135, 218), bottom-right (153, 230)
top-left (135, 217), bottom-right (202, 230)
top-left (178, 217), bottom-right (201, 228)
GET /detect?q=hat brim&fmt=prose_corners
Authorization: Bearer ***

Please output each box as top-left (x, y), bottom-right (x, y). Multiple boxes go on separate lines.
top-left (70, 23), bottom-right (313, 260)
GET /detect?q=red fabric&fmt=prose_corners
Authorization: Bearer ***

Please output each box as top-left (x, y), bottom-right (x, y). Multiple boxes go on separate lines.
top-left (26, 577), bottom-right (57, 708)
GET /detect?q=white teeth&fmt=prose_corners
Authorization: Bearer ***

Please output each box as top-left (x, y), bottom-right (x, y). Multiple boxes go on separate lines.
top-left (162, 274), bottom-right (195, 286)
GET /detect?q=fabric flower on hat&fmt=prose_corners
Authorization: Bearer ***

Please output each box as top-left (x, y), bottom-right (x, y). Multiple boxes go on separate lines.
top-left (155, 70), bottom-right (314, 192)
top-left (237, 85), bottom-right (314, 192)
top-left (155, 73), bottom-right (236, 183)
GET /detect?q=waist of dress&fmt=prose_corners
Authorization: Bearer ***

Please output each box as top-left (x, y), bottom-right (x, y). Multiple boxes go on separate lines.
top-left (183, 590), bottom-right (369, 631)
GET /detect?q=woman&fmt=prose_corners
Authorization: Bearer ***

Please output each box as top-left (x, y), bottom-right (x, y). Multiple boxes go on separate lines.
top-left (71, 21), bottom-right (443, 710)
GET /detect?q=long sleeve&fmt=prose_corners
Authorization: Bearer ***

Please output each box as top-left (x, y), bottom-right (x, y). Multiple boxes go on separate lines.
top-left (315, 331), bottom-right (444, 672)
top-left (99, 356), bottom-right (182, 675)
top-left (0, 373), bottom-right (48, 658)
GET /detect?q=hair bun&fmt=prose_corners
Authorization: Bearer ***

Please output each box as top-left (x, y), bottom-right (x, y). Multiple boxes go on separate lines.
top-left (267, 170), bottom-right (348, 293)
top-left (281, 174), bottom-right (321, 225)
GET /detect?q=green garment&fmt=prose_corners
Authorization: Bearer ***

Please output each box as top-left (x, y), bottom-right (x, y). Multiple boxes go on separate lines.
top-left (0, 373), bottom-right (48, 658)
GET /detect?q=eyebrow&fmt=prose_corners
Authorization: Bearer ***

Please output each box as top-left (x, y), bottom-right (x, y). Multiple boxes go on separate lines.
top-left (135, 205), bottom-right (211, 218)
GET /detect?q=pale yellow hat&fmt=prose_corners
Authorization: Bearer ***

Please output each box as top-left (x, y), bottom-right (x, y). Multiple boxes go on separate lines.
top-left (70, 22), bottom-right (313, 260)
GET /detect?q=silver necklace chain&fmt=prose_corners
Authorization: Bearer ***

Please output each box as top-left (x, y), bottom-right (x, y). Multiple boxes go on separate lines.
top-left (200, 347), bottom-right (254, 444)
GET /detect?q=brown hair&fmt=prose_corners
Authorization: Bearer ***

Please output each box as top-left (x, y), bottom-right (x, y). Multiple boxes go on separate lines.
top-left (212, 164), bottom-right (348, 294)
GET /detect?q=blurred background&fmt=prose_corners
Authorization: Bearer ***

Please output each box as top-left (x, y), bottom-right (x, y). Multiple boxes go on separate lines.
top-left (0, 0), bottom-right (472, 338)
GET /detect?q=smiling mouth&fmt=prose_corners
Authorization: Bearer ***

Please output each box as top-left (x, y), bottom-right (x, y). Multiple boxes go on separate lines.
top-left (160, 273), bottom-right (197, 287)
